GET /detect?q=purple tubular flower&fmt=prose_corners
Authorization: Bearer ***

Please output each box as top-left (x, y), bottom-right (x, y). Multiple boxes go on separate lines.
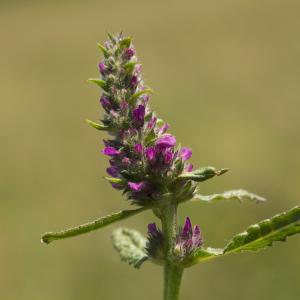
top-left (185, 163), bottom-right (193, 172)
top-left (100, 96), bottom-right (111, 109)
top-left (179, 147), bottom-right (192, 161)
top-left (102, 146), bottom-right (121, 156)
top-left (182, 217), bottom-right (192, 236)
top-left (177, 217), bottom-right (203, 254)
top-left (98, 62), bottom-right (106, 74)
top-left (121, 157), bottom-right (131, 166)
top-left (130, 75), bottom-right (138, 87)
top-left (163, 148), bottom-right (173, 164)
top-left (156, 134), bottom-right (176, 148)
top-left (134, 143), bottom-right (143, 154)
top-left (124, 48), bottom-right (135, 58)
top-left (133, 105), bottom-right (145, 125)
top-left (145, 147), bottom-right (156, 162)
top-left (159, 123), bottom-right (170, 134)
top-left (120, 100), bottom-right (128, 110)
top-left (147, 116), bottom-right (157, 129)
top-left (106, 166), bottom-right (119, 177)
top-left (128, 181), bottom-right (146, 192)
top-left (148, 223), bottom-right (158, 235)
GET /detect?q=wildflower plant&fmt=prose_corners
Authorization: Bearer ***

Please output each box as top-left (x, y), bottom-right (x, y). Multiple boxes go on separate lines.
top-left (42, 33), bottom-right (300, 300)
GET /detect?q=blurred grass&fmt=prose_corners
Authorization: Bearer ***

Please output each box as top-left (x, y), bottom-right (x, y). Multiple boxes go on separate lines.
top-left (1, 0), bottom-right (300, 299)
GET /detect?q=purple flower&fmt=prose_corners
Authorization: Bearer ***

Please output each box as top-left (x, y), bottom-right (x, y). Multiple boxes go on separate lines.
top-left (163, 148), bottom-right (173, 164)
top-left (106, 166), bottom-right (119, 177)
top-left (133, 105), bottom-right (145, 125)
top-left (130, 75), bottom-right (138, 87)
top-left (100, 96), bottom-right (111, 109)
top-left (156, 134), bottom-right (176, 148)
top-left (145, 147), bottom-right (156, 162)
top-left (102, 146), bottom-right (121, 156)
top-left (147, 116), bottom-right (157, 129)
top-left (185, 163), bottom-right (193, 172)
top-left (179, 147), bottom-right (192, 161)
top-left (122, 157), bottom-right (131, 166)
top-left (177, 217), bottom-right (203, 254)
top-left (120, 100), bottom-right (128, 110)
top-left (98, 62), bottom-right (106, 74)
top-left (124, 48), bottom-right (135, 58)
top-left (148, 223), bottom-right (159, 235)
top-left (159, 123), bottom-right (170, 134)
top-left (134, 143), bottom-right (143, 154)
top-left (128, 181), bottom-right (146, 192)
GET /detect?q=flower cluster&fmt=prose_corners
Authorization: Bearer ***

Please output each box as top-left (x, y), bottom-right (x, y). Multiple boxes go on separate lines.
top-left (93, 33), bottom-right (196, 205)
top-left (146, 217), bottom-right (203, 262)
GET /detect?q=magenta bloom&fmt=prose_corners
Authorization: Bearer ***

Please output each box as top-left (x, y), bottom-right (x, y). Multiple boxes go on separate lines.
top-left (100, 96), bottom-right (111, 109)
top-left (102, 147), bottom-right (121, 156)
top-left (124, 48), bottom-right (135, 58)
top-left (177, 217), bottom-right (203, 251)
top-left (159, 123), bottom-right (170, 134)
top-left (98, 62), bottom-right (106, 74)
top-left (145, 147), bottom-right (156, 162)
top-left (179, 147), bottom-right (192, 161)
top-left (156, 134), bottom-right (176, 148)
top-left (134, 143), bottom-right (143, 154)
top-left (163, 148), bottom-right (173, 164)
top-left (128, 181), bottom-right (146, 192)
top-left (133, 105), bottom-right (145, 125)
top-left (185, 163), bottom-right (193, 172)
top-left (106, 166), bottom-right (119, 177)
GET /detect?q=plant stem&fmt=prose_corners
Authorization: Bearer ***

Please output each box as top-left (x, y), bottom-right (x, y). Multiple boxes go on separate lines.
top-left (164, 263), bottom-right (184, 300)
top-left (160, 202), bottom-right (184, 300)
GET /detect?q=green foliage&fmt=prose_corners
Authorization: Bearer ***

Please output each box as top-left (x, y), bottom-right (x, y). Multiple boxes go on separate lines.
top-left (186, 206), bottom-right (300, 267)
top-left (86, 119), bottom-right (110, 131)
top-left (179, 167), bottom-right (229, 182)
top-left (112, 228), bottom-right (148, 268)
top-left (194, 189), bottom-right (266, 204)
top-left (41, 207), bottom-right (147, 244)
top-left (129, 89), bottom-right (153, 105)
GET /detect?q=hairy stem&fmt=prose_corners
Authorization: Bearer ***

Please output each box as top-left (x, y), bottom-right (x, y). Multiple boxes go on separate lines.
top-left (160, 202), bottom-right (184, 300)
top-left (164, 264), bottom-right (184, 300)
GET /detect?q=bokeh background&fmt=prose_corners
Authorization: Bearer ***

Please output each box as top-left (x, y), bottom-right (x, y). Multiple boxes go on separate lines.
top-left (1, 0), bottom-right (300, 299)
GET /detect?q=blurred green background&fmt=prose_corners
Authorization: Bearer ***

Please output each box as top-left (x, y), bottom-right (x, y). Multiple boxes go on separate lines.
top-left (1, 0), bottom-right (300, 299)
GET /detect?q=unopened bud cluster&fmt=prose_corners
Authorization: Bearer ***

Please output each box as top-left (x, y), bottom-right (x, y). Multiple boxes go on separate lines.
top-left (147, 217), bottom-right (203, 262)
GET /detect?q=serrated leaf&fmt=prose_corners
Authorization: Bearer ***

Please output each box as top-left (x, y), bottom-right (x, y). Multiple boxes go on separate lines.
top-left (112, 227), bottom-right (148, 268)
top-left (194, 189), bottom-right (266, 204)
top-left (129, 89), bottom-right (153, 105)
top-left (224, 206), bottom-right (300, 253)
top-left (86, 119), bottom-right (110, 131)
top-left (179, 167), bottom-right (229, 182)
top-left (187, 206), bottom-right (300, 267)
top-left (41, 207), bottom-right (147, 244)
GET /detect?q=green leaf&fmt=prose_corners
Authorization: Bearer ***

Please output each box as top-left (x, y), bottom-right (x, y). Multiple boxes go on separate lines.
top-left (124, 62), bottom-right (137, 72)
top-left (224, 206), bottom-right (300, 254)
top-left (186, 206), bottom-right (300, 267)
top-left (120, 37), bottom-right (132, 48)
top-left (112, 227), bottom-right (148, 269)
top-left (194, 189), bottom-right (266, 204)
top-left (97, 43), bottom-right (109, 58)
top-left (41, 207), bottom-right (147, 244)
top-left (104, 177), bottom-right (125, 184)
top-left (179, 167), bottom-right (229, 182)
top-left (86, 119), bottom-right (110, 131)
top-left (87, 78), bottom-right (106, 89)
top-left (129, 89), bottom-right (153, 105)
